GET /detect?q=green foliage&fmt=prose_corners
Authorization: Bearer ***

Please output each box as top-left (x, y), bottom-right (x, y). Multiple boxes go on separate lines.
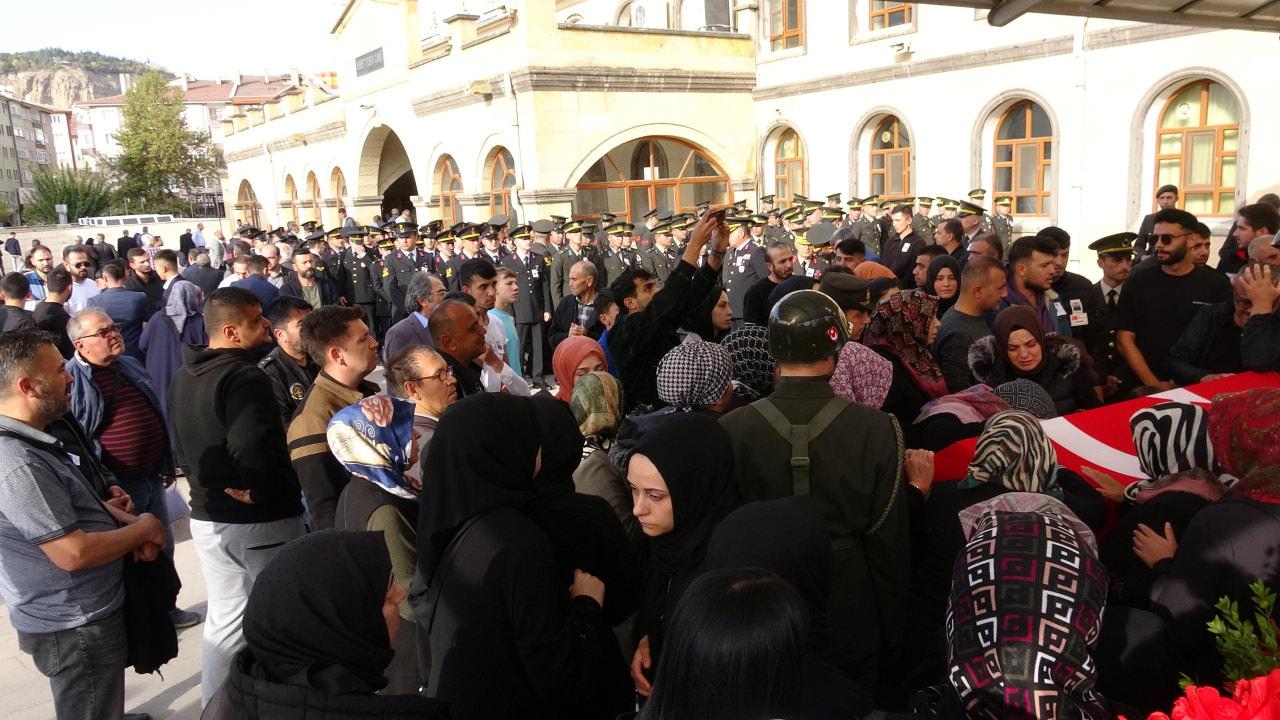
top-left (24, 167), bottom-right (115, 224)
top-left (0, 198), bottom-right (9, 224)
top-left (1205, 581), bottom-right (1280, 684)
top-left (106, 71), bottom-right (223, 214)
top-left (0, 49), bottom-right (158, 75)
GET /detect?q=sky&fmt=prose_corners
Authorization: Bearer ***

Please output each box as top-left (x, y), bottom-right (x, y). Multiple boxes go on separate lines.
top-left (4, 0), bottom-right (349, 78)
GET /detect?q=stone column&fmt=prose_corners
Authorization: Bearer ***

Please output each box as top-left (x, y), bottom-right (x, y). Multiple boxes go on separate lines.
top-left (517, 188), bottom-right (576, 223)
top-left (352, 196), bottom-right (385, 226)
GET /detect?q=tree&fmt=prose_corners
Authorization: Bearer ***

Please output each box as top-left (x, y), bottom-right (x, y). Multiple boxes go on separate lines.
top-left (107, 71), bottom-right (222, 214)
top-left (24, 167), bottom-right (114, 224)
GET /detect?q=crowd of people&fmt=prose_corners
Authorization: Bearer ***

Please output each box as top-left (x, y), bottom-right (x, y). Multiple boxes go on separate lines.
top-left (0, 183), bottom-right (1278, 720)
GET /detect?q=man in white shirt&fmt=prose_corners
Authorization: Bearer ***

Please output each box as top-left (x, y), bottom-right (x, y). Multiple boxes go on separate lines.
top-left (62, 244), bottom-right (100, 313)
top-left (192, 223), bottom-right (206, 248)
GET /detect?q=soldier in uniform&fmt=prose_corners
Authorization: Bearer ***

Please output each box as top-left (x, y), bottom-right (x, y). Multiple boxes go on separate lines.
top-left (876, 199), bottom-right (896, 250)
top-left (747, 213), bottom-right (772, 251)
top-left (991, 196), bottom-right (1015, 249)
top-left (341, 225), bottom-right (383, 335)
top-left (763, 208), bottom-right (794, 249)
top-left (478, 222), bottom-right (507, 266)
top-left (856, 197), bottom-right (883, 256)
top-left (638, 220), bottom-right (679, 287)
top-left (930, 198), bottom-right (949, 229)
top-left (759, 194), bottom-right (776, 214)
top-left (601, 222), bottom-right (636, 285)
top-left (969, 189), bottom-right (994, 234)
top-left (315, 227), bottom-right (351, 305)
top-left (913, 196), bottom-right (936, 239)
top-left (595, 212), bottom-right (616, 247)
top-left (721, 214), bottom-right (769, 328)
top-left (443, 224), bottom-right (480, 292)
top-left (529, 219), bottom-right (554, 258)
top-left (501, 224), bottom-right (554, 384)
top-left (380, 222), bottom-right (435, 322)
top-left (1089, 232), bottom-right (1137, 397)
top-left (792, 227), bottom-right (828, 279)
top-left (942, 199), bottom-right (960, 223)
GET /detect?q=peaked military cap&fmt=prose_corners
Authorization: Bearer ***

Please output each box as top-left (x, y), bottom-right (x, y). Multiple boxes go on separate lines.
top-left (968, 189), bottom-right (987, 200)
top-left (1088, 232), bottom-right (1136, 257)
top-left (994, 196), bottom-right (1013, 208)
top-left (759, 194), bottom-right (776, 204)
top-left (531, 219), bottom-right (554, 234)
top-left (958, 201), bottom-right (985, 217)
top-left (396, 222), bottom-right (420, 238)
top-left (510, 224), bottom-right (532, 240)
top-left (606, 222), bottom-right (636, 236)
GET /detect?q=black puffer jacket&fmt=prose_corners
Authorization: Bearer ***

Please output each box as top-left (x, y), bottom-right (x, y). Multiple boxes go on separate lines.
top-left (202, 649), bottom-right (450, 720)
top-left (968, 334), bottom-right (1100, 415)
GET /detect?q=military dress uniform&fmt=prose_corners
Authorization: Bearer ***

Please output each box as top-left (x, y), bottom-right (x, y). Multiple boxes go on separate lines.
top-left (342, 245), bottom-right (383, 336)
top-left (640, 243), bottom-right (678, 288)
top-left (314, 243), bottom-right (351, 305)
top-left (721, 234), bottom-right (768, 328)
top-left (381, 246), bottom-right (434, 322)
top-left (501, 248), bottom-right (553, 380)
top-left (1088, 232), bottom-right (1138, 392)
top-left (991, 197), bottom-right (1015, 250)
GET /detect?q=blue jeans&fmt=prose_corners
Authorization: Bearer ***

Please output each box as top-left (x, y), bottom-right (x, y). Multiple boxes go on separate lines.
top-left (17, 608), bottom-right (128, 720)
top-left (115, 475), bottom-right (173, 557)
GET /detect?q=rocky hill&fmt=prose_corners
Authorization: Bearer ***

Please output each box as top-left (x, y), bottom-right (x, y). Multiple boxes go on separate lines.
top-left (0, 49), bottom-right (163, 108)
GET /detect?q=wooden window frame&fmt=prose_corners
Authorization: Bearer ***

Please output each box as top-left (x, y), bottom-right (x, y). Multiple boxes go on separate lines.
top-left (487, 149), bottom-right (517, 218)
top-left (1154, 80), bottom-right (1238, 217)
top-left (306, 172), bottom-right (322, 222)
top-left (769, 0), bottom-right (804, 51)
top-left (437, 155), bottom-right (463, 226)
top-left (283, 175), bottom-right (299, 224)
top-left (869, 0), bottom-right (913, 30)
top-left (993, 100), bottom-right (1052, 216)
top-left (574, 136), bottom-right (732, 223)
top-left (869, 116), bottom-right (911, 201)
top-left (773, 128), bottom-right (806, 208)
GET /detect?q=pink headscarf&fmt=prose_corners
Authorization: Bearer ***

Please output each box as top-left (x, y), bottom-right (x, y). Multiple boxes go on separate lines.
top-left (552, 336), bottom-right (607, 402)
top-left (830, 342), bottom-right (892, 408)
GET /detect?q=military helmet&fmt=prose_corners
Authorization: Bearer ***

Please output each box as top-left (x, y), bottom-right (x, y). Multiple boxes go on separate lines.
top-left (768, 290), bottom-right (849, 363)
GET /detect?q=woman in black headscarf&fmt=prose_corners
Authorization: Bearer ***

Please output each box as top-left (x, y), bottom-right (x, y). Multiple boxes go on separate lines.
top-left (627, 412), bottom-right (737, 697)
top-left (704, 497), bottom-right (873, 720)
top-left (925, 255), bottom-right (961, 318)
top-left (523, 393), bottom-right (640, 718)
top-left (678, 285), bottom-right (732, 343)
top-left (202, 530), bottom-right (447, 719)
top-left (415, 393), bottom-right (615, 720)
top-left (968, 305), bottom-right (1100, 415)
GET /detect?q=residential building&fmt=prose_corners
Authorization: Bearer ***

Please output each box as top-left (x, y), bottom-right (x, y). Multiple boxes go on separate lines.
top-left (0, 92), bottom-right (62, 225)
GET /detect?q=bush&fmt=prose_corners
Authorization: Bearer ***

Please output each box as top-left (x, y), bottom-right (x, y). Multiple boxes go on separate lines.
top-left (24, 167), bottom-right (115, 224)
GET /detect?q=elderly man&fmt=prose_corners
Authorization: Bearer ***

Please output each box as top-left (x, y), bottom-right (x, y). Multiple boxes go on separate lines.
top-left (1168, 272), bottom-right (1274, 385)
top-left (428, 299), bottom-right (488, 399)
top-left (0, 328), bottom-right (168, 720)
top-left (182, 249), bottom-right (224, 300)
top-left (67, 307), bottom-right (202, 630)
top-left (62, 245), bottom-right (100, 313)
top-left (258, 296), bottom-right (319, 429)
top-left (383, 272), bottom-right (444, 362)
top-left (260, 243), bottom-right (290, 288)
top-left (550, 260), bottom-right (607, 349)
top-left (384, 344), bottom-right (458, 478)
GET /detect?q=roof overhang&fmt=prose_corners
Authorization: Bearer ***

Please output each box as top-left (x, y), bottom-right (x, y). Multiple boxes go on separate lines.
top-left (917, 0), bottom-right (1280, 32)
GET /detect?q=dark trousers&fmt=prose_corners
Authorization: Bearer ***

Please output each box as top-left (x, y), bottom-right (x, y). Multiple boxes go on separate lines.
top-left (517, 322), bottom-right (549, 378)
top-left (17, 608), bottom-right (128, 720)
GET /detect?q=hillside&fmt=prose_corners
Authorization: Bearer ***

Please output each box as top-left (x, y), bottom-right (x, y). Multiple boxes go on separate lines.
top-left (0, 49), bottom-right (165, 108)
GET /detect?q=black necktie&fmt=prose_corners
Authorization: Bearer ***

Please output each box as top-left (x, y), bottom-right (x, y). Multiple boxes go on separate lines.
top-left (1107, 289), bottom-right (1117, 313)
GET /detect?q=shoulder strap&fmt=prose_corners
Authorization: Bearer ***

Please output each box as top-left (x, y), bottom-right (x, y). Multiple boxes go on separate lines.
top-left (751, 396), bottom-right (851, 496)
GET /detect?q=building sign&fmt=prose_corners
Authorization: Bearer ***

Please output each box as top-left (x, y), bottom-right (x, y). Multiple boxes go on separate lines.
top-left (355, 48), bottom-right (384, 77)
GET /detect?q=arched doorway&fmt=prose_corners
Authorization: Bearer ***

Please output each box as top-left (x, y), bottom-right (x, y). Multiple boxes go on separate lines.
top-left (574, 136), bottom-right (731, 222)
top-left (994, 100), bottom-right (1053, 215)
top-left (236, 180), bottom-right (260, 227)
top-left (870, 115), bottom-right (911, 200)
top-left (358, 126), bottom-right (418, 221)
top-left (1155, 79), bottom-right (1239, 217)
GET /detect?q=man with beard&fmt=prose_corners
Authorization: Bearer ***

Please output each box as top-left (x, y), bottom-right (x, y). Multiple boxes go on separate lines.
top-left (1115, 208), bottom-right (1232, 391)
top-left (1090, 232), bottom-right (1136, 397)
top-left (1002, 235), bottom-right (1067, 337)
top-left (741, 242), bottom-right (795, 326)
top-left (124, 247), bottom-right (165, 314)
top-left (0, 328), bottom-right (169, 720)
top-left (62, 245), bottom-right (100, 313)
top-left (287, 305), bottom-right (380, 531)
top-left (280, 249), bottom-right (337, 309)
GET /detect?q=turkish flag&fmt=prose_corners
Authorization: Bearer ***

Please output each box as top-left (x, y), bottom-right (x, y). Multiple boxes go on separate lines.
top-left (932, 372), bottom-right (1280, 485)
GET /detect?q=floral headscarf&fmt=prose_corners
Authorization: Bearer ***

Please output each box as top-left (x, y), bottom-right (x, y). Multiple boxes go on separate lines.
top-left (862, 289), bottom-right (947, 398)
top-left (830, 341), bottom-right (892, 408)
top-left (326, 395), bottom-right (421, 500)
top-left (1208, 388), bottom-right (1280, 494)
top-left (570, 371), bottom-right (623, 442)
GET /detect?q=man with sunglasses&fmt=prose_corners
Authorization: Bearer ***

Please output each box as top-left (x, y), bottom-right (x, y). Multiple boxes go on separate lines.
top-left (1115, 208), bottom-right (1232, 392)
top-left (62, 244), bottom-right (100, 314)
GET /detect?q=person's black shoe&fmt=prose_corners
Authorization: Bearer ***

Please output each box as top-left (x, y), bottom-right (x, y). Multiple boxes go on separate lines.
top-left (171, 608), bottom-right (203, 629)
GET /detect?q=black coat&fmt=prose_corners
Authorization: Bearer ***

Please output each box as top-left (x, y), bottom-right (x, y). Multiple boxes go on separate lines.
top-left (1052, 271), bottom-right (1109, 373)
top-left (500, 252), bottom-right (552, 324)
top-left (1167, 300), bottom-right (1243, 385)
top-left (968, 334), bottom-right (1100, 416)
top-left (1101, 491), bottom-right (1211, 611)
top-left (280, 276), bottom-right (338, 307)
top-left (181, 265), bottom-right (225, 301)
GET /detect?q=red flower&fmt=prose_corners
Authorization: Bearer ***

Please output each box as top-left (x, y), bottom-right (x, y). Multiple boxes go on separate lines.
top-left (1147, 671), bottom-right (1280, 720)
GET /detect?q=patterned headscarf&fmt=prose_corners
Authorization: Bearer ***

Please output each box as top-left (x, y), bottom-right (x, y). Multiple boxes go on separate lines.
top-left (916, 384), bottom-right (1011, 425)
top-left (1127, 402), bottom-right (1215, 494)
top-left (993, 379), bottom-right (1058, 419)
top-left (720, 325), bottom-right (776, 402)
top-left (947, 511), bottom-right (1110, 720)
top-left (1208, 388), bottom-right (1280, 494)
top-left (959, 410), bottom-right (1061, 497)
top-left (552, 335), bottom-right (607, 402)
top-left (657, 341), bottom-right (733, 411)
top-left (326, 395), bottom-right (421, 500)
top-left (570, 371), bottom-right (623, 441)
top-left (958, 492), bottom-right (1097, 555)
top-left (165, 279), bottom-right (203, 334)
top-left (862, 290), bottom-right (947, 399)
top-left (830, 341), bottom-right (892, 408)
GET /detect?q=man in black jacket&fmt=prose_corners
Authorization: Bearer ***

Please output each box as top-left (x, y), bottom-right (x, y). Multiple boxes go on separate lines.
top-left (167, 287), bottom-right (306, 705)
top-left (258, 296), bottom-right (319, 428)
top-left (1042, 227), bottom-right (1108, 381)
top-left (279, 248), bottom-right (337, 308)
top-left (500, 226), bottom-right (552, 383)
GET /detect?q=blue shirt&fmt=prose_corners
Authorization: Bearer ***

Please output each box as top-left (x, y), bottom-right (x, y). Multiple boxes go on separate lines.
top-left (413, 311), bottom-right (429, 328)
top-left (599, 329), bottom-right (618, 376)
top-left (488, 307), bottom-right (522, 377)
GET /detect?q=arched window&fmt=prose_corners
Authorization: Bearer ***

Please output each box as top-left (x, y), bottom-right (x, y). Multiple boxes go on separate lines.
top-left (994, 100), bottom-right (1053, 215)
top-left (575, 136), bottom-right (730, 222)
top-left (870, 116), bottom-right (910, 199)
top-left (436, 155), bottom-right (463, 225)
top-left (774, 128), bottom-right (806, 207)
top-left (236, 180), bottom-right (260, 228)
top-left (330, 167), bottom-right (348, 201)
top-left (616, 1), bottom-right (634, 26)
top-left (306, 172), bottom-right (322, 222)
top-left (283, 175), bottom-right (299, 224)
top-left (1156, 80), bottom-right (1239, 216)
top-left (487, 148), bottom-right (517, 217)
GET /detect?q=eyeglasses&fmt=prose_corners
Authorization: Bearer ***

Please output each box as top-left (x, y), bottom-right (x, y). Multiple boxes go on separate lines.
top-left (409, 367), bottom-right (454, 384)
top-left (1152, 232), bottom-right (1192, 245)
top-left (74, 324), bottom-right (120, 341)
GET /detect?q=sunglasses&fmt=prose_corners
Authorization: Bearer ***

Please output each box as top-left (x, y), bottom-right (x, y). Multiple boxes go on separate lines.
top-left (1152, 232), bottom-right (1192, 245)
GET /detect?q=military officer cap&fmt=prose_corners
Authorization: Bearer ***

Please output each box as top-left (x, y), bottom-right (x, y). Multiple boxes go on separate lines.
top-left (820, 207), bottom-right (845, 222)
top-left (804, 200), bottom-right (825, 211)
top-left (324, 227), bottom-right (343, 239)
top-left (917, 196), bottom-right (935, 206)
top-left (436, 228), bottom-right (455, 242)
top-left (458, 224), bottom-right (482, 241)
top-left (510, 224), bottom-right (532, 240)
top-left (695, 200), bottom-right (712, 212)
top-left (380, 220), bottom-right (399, 233)
top-left (994, 197), bottom-right (1013, 208)
top-left (652, 220), bottom-right (675, 236)
top-left (448, 222), bottom-right (469, 235)
top-left (561, 220), bottom-right (585, 234)
top-left (749, 214), bottom-right (769, 227)
top-left (793, 227), bottom-right (811, 246)
top-left (239, 226), bottom-right (262, 239)
top-left (759, 194), bottom-right (776, 205)
top-left (422, 220), bottom-right (443, 237)
top-left (846, 197), bottom-right (862, 209)
top-left (958, 201), bottom-right (985, 217)
top-left (807, 221), bottom-right (838, 248)
top-left (819, 273), bottom-right (873, 313)
top-left (860, 197), bottom-right (879, 209)
top-left (341, 226), bottom-right (368, 238)
top-left (879, 200), bottom-right (895, 211)
top-left (935, 197), bottom-right (950, 207)
top-left (531, 219), bottom-right (554, 234)
top-left (826, 193), bottom-right (842, 204)
top-left (726, 215), bottom-right (752, 230)
top-left (767, 208), bottom-right (781, 218)
top-left (968, 189), bottom-right (988, 200)
top-left (480, 225), bottom-right (498, 238)
top-left (780, 205), bottom-right (804, 223)
top-left (676, 215), bottom-right (698, 231)
top-left (581, 222), bottom-right (598, 235)
top-left (487, 214), bottom-right (511, 228)
top-left (606, 222), bottom-right (636, 236)
top-left (733, 199), bottom-right (749, 210)
top-left (643, 208), bottom-right (660, 219)
top-left (305, 229), bottom-right (327, 242)
top-left (944, 199), bottom-right (961, 211)
top-left (792, 193), bottom-right (810, 204)
top-left (300, 220), bottom-right (322, 232)
top-left (1088, 232), bottom-right (1136, 257)
top-left (395, 222), bottom-right (420, 238)
top-left (549, 215), bottom-right (568, 231)
top-left (377, 236), bottom-right (395, 249)
top-left (599, 212), bottom-right (617, 224)
top-left (768, 290), bottom-right (849, 363)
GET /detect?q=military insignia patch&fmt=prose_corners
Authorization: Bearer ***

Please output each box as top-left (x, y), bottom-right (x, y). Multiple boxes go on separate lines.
top-left (382, 267), bottom-right (390, 277)
top-left (289, 383), bottom-right (305, 400)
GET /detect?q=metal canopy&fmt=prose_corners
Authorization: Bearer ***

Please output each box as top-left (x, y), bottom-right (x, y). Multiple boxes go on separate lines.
top-left (917, 0), bottom-right (1280, 32)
